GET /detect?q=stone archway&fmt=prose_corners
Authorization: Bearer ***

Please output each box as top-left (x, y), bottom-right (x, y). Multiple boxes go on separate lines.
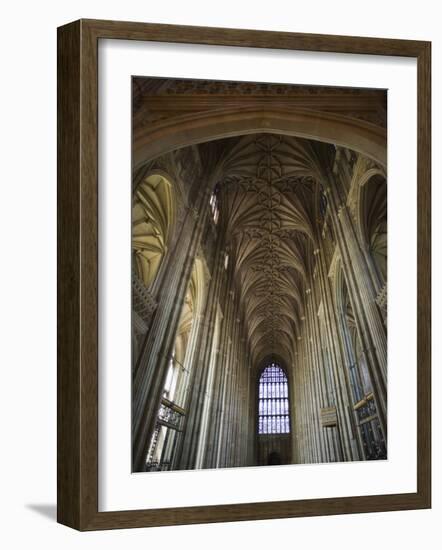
top-left (133, 107), bottom-right (387, 169)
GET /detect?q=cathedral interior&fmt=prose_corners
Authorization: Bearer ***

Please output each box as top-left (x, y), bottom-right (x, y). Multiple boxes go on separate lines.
top-left (131, 78), bottom-right (387, 472)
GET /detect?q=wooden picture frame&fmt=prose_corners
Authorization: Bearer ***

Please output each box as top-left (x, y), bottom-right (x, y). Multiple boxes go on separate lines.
top-left (57, 19), bottom-right (431, 530)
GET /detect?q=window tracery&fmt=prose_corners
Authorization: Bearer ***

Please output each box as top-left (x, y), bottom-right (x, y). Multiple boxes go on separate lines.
top-left (258, 363), bottom-right (290, 434)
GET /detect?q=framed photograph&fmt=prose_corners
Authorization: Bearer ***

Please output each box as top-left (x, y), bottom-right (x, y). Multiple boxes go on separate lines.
top-left (57, 19), bottom-right (431, 530)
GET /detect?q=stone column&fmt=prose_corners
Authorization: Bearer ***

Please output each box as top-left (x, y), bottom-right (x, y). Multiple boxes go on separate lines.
top-left (304, 289), bottom-right (326, 462)
top-left (219, 305), bottom-right (240, 467)
top-left (176, 235), bottom-right (225, 470)
top-left (202, 257), bottom-right (236, 468)
top-left (308, 279), bottom-right (335, 462)
top-left (132, 186), bottom-right (212, 471)
top-left (314, 247), bottom-right (362, 461)
top-left (322, 166), bottom-right (387, 440)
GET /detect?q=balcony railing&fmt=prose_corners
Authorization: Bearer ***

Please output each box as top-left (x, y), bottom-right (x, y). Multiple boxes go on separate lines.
top-left (158, 397), bottom-right (185, 431)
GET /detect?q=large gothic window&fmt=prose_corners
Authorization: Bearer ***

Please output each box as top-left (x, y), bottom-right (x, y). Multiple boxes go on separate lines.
top-left (258, 363), bottom-right (290, 434)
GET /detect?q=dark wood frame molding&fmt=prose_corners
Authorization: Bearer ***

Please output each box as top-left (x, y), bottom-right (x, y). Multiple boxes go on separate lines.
top-left (57, 19), bottom-right (431, 530)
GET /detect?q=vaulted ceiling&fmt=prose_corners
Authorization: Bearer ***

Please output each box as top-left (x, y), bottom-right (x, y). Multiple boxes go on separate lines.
top-left (133, 77), bottom-right (386, 370)
top-left (208, 133), bottom-right (330, 368)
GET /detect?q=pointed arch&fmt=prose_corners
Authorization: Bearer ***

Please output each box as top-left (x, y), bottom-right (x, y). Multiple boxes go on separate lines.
top-left (357, 172), bottom-right (387, 285)
top-left (134, 107), bottom-right (387, 169)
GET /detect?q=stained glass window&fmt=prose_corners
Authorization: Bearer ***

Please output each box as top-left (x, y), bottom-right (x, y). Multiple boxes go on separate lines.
top-left (258, 362), bottom-right (290, 434)
top-left (209, 183), bottom-right (220, 224)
